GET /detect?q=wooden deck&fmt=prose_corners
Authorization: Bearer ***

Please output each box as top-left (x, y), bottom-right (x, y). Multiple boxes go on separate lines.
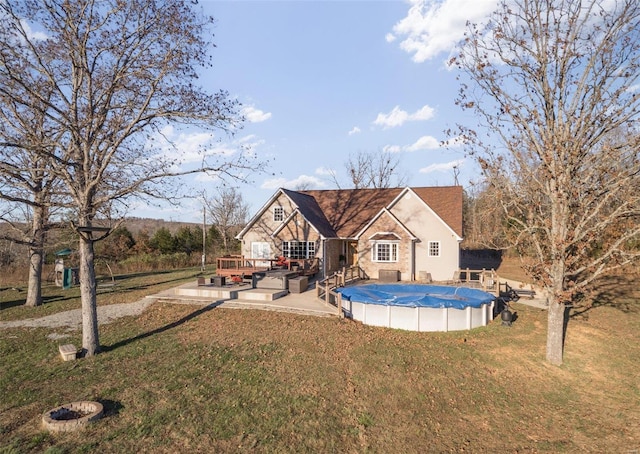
top-left (215, 256), bottom-right (320, 280)
top-left (216, 256), bottom-right (270, 279)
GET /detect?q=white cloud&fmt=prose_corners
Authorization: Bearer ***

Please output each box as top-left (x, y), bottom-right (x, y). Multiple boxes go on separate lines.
top-left (385, 33), bottom-right (396, 43)
top-left (194, 172), bottom-right (222, 183)
top-left (412, 105), bottom-right (436, 121)
top-left (242, 105), bottom-right (272, 123)
top-left (236, 134), bottom-right (266, 154)
top-left (406, 135), bottom-right (441, 152)
top-left (153, 130), bottom-right (218, 164)
top-left (148, 127), bottom-right (267, 171)
top-left (348, 126), bottom-right (361, 136)
top-left (374, 106), bottom-right (409, 129)
top-left (261, 175), bottom-right (326, 190)
top-left (391, 0), bottom-right (498, 63)
top-left (260, 178), bottom-right (287, 190)
top-left (315, 166), bottom-right (335, 176)
top-left (384, 135), bottom-right (455, 153)
top-left (373, 104), bottom-right (435, 129)
top-left (419, 159), bottom-right (465, 174)
top-left (238, 134), bottom-right (257, 143)
top-left (21, 20), bottom-right (48, 41)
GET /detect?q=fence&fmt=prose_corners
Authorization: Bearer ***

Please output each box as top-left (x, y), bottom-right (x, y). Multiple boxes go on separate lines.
top-left (454, 268), bottom-right (499, 295)
top-left (316, 265), bottom-right (368, 316)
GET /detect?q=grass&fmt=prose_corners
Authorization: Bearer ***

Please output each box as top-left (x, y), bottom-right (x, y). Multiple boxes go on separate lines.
top-left (0, 267), bottom-right (203, 321)
top-left (1, 268), bottom-right (639, 452)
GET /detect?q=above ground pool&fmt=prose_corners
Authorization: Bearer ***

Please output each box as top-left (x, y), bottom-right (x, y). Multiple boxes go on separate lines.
top-left (337, 284), bottom-right (495, 332)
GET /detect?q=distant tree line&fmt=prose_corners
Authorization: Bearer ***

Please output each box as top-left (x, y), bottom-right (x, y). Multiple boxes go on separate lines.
top-left (96, 224), bottom-right (239, 271)
top-left (95, 224), bottom-right (239, 263)
top-left (0, 221), bottom-right (242, 274)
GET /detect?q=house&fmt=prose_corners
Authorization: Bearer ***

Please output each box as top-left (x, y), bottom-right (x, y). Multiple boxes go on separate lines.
top-left (235, 186), bottom-right (463, 282)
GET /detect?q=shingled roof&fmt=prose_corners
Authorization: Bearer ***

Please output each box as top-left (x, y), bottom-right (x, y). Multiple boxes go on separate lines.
top-left (410, 186), bottom-right (463, 237)
top-left (296, 186), bottom-right (463, 239)
top-left (280, 189), bottom-right (337, 238)
top-left (299, 188), bottom-right (402, 238)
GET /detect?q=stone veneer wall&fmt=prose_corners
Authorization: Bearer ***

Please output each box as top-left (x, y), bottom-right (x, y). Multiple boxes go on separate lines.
top-left (356, 213), bottom-right (412, 281)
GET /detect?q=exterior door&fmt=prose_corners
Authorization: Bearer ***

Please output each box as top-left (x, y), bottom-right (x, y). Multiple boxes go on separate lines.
top-left (251, 242), bottom-right (271, 267)
top-left (348, 241), bottom-right (358, 266)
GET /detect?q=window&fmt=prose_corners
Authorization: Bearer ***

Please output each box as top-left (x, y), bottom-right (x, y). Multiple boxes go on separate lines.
top-left (428, 241), bottom-right (440, 257)
top-left (372, 241), bottom-right (398, 262)
top-left (273, 206), bottom-right (284, 222)
top-left (282, 241), bottom-right (315, 259)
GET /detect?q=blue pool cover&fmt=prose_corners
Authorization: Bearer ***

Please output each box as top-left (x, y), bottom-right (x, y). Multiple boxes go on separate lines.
top-left (337, 284), bottom-right (494, 310)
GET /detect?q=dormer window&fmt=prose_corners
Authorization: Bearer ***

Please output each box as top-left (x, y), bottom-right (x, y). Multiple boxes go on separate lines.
top-left (273, 206), bottom-right (284, 222)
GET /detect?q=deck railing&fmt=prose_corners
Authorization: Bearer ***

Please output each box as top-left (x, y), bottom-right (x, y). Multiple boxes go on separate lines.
top-left (316, 265), bottom-right (367, 316)
top-left (454, 268), bottom-right (499, 295)
top-left (285, 257), bottom-right (320, 276)
top-left (340, 265), bottom-right (368, 284)
top-left (215, 255), bottom-right (321, 279)
top-left (215, 255), bottom-right (272, 278)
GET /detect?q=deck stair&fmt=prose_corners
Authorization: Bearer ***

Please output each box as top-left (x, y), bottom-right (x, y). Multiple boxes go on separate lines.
top-left (155, 280), bottom-right (292, 304)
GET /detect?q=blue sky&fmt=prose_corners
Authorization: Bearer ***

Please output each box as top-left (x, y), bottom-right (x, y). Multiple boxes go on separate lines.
top-left (137, 0), bottom-right (500, 222)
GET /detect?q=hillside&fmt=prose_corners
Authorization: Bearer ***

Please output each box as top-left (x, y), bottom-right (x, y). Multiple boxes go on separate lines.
top-left (120, 217), bottom-right (201, 235)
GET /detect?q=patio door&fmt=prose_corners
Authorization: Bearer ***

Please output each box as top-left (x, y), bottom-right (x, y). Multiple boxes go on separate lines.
top-left (251, 242), bottom-right (271, 267)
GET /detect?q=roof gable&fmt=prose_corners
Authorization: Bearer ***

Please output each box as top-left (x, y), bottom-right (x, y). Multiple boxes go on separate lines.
top-left (236, 188), bottom-right (288, 239)
top-left (355, 208), bottom-right (417, 240)
top-left (281, 189), bottom-right (336, 238)
top-left (409, 186), bottom-right (463, 238)
top-left (299, 188), bottom-right (402, 238)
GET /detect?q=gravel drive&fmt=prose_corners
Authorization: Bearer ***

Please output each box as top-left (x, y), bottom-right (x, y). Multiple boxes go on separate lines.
top-left (0, 297), bottom-right (156, 330)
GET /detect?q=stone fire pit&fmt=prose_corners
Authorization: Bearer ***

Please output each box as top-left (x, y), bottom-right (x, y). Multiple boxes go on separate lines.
top-left (42, 401), bottom-right (104, 432)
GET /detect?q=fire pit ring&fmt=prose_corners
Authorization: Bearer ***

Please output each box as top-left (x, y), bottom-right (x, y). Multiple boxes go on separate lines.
top-left (42, 401), bottom-right (104, 432)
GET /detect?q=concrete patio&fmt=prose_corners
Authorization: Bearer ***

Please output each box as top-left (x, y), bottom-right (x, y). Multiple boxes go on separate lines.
top-left (150, 279), bottom-right (338, 317)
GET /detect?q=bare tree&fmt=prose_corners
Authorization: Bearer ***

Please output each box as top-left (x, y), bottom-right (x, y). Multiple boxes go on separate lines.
top-left (0, 100), bottom-right (63, 306)
top-left (462, 181), bottom-right (507, 249)
top-left (0, 0), bottom-right (258, 356)
top-left (204, 187), bottom-right (249, 255)
top-left (336, 150), bottom-right (407, 189)
top-left (453, 0), bottom-right (640, 364)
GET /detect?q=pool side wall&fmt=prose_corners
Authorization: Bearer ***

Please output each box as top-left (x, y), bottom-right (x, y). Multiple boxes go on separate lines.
top-left (343, 300), bottom-right (494, 332)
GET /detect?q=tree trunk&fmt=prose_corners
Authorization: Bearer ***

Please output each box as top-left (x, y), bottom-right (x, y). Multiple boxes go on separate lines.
top-left (222, 230), bottom-right (229, 255)
top-left (25, 204), bottom-right (47, 307)
top-left (25, 246), bottom-right (44, 307)
top-left (79, 236), bottom-right (100, 356)
top-left (546, 298), bottom-right (566, 365)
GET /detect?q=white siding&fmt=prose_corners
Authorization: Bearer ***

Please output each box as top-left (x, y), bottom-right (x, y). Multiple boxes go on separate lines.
top-left (389, 190), bottom-right (460, 281)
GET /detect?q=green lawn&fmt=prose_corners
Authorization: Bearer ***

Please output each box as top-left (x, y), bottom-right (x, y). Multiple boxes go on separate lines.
top-left (0, 267), bottom-right (203, 321)
top-left (1, 268), bottom-right (639, 453)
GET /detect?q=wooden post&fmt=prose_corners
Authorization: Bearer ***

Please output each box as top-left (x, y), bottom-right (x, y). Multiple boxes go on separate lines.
top-left (324, 280), bottom-right (329, 304)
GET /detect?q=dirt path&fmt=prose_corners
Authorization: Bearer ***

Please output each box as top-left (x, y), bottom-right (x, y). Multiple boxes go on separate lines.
top-left (0, 297), bottom-right (156, 330)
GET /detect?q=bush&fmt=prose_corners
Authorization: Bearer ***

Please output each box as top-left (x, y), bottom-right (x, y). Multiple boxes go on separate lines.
top-left (117, 252), bottom-right (200, 273)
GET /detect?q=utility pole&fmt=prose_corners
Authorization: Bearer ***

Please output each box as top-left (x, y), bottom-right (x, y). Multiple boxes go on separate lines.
top-left (201, 205), bottom-right (206, 272)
